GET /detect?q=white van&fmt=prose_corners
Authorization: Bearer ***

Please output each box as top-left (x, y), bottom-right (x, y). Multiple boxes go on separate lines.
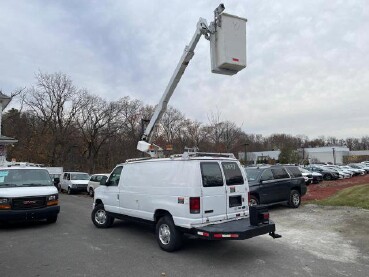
top-left (92, 153), bottom-right (278, 251)
top-left (0, 166), bottom-right (60, 223)
top-left (59, 172), bottom-right (90, 194)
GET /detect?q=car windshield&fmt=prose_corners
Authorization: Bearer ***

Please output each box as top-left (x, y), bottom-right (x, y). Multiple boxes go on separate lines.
top-left (244, 168), bottom-right (262, 181)
top-left (71, 173), bottom-right (90, 180)
top-left (0, 169), bottom-right (52, 187)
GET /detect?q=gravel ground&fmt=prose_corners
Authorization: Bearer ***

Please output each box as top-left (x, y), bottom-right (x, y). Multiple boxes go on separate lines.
top-left (270, 204), bottom-right (369, 268)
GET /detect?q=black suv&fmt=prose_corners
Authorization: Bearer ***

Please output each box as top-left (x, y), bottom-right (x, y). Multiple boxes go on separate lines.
top-left (245, 165), bottom-right (307, 208)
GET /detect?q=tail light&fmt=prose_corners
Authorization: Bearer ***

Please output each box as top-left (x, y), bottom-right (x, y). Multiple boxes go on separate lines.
top-left (190, 197), bottom-right (200, 214)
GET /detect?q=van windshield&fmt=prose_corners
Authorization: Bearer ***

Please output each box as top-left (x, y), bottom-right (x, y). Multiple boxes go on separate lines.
top-left (0, 169), bottom-right (52, 187)
top-left (71, 173), bottom-right (90, 180)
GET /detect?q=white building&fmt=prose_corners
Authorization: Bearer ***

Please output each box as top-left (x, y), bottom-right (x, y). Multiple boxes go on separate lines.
top-left (301, 147), bottom-right (349, 164)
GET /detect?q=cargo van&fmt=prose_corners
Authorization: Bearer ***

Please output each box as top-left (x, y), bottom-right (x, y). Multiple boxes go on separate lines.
top-left (0, 166), bottom-right (60, 223)
top-left (92, 153), bottom-right (279, 251)
top-left (59, 172), bottom-right (90, 194)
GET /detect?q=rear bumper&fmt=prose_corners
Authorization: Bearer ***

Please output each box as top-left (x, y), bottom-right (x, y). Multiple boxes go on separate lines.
top-left (192, 218), bottom-right (276, 240)
top-left (0, 206), bottom-right (60, 221)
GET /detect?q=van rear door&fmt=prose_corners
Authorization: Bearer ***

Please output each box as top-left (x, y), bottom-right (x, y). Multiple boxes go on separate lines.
top-left (200, 162), bottom-right (227, 223)
top-left (221, 162), bottom-right (247, 220)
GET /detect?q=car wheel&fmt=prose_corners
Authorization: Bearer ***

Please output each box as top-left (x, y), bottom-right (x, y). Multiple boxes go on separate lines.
top-left (89, 188), bottom-right (94, 197)
top-left (67, 187), bottom-right (72, 195)
top-left (249, 195), bottom-right (259, 206)
top-left (288, 190), bottom-right (301, 208)
top-left (91, 204), bottom-right (114, 228)
top-left (46, 215), bottom-right (58, 223)
top-left (156, 215), bottom-right (183, 252)
top-left (324, 174), bottom-right (332, 181)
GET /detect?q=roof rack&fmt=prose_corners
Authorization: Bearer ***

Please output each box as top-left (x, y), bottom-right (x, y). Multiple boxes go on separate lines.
top-left (125, 157), bottom-right (153, 163)
top-left (171, 152), bottom-right (235, 159)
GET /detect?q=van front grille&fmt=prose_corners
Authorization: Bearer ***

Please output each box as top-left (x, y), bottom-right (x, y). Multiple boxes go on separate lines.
top-left (12, 197), bottom-right (46, 210)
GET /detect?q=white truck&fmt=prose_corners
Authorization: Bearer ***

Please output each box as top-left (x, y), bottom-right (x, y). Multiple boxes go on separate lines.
top-left (91, 4), bottom-right (280, 251)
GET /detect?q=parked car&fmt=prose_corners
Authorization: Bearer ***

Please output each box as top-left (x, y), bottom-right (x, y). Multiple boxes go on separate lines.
top-left (245, 165), bottom-right (307, 208)
top-left (322, 165), bottom-right (350, 179)
top-left (92, 154), bottom-right (278, 252)
top-left (59, 172), bottom-right (90, 194)
top-left (339, 165), bottom-right (362, 176)
top-left (0, 166), bottom-right (60, 223)
top-left (305, 165), bottom-right (339, 180)
top-left (348, 164), bottom-right (369, 174)
top-left (298, 167), bottom-right (313, 185)
top-left (87, 173), bottom-right (109, 197)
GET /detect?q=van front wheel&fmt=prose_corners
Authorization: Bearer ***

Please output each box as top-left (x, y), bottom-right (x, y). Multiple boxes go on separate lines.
top-left (91, 204), bottom-right (114, 228)
top-left (156, 216), bottom-right (183, 252)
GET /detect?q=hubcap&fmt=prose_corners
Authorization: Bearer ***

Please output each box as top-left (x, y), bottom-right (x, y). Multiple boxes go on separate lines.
top-left (292, 194), bottom-right (300, 206)
top-left (95, 209), bottom-right (107, 225)
top-left (249, 198), bottom-right (258, 206)
top-left (159, 224), bottom-right (171, 245)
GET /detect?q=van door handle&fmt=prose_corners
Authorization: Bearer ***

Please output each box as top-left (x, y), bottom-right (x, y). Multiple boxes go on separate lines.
top-left (205, 210), bottom-right (213, 214)
top-left (117, 194), bottom-right (119, 200)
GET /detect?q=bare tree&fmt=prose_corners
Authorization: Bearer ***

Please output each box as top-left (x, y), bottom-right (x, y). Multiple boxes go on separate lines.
top-left (23, 72), bottom-right (85, 165)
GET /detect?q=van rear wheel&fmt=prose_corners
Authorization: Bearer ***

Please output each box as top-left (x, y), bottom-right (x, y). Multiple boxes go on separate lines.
top-left (156, 216), bottom-right (183, 252)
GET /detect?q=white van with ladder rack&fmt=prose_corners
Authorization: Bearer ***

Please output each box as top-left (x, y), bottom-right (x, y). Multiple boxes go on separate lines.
top-left (91, 152), bottom-right (280, 251)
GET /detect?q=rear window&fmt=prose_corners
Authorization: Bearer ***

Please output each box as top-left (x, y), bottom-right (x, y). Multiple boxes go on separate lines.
top-left (286, 166), bottom-right (302, 178)
top-left (245, 168), bottom-right (261, 181)
top-left (200, 162), bottom-right (224, 187)
top-left (271, 168), bottom-right (290, 179)
top-left (221, 162), bottom-right (244, 185)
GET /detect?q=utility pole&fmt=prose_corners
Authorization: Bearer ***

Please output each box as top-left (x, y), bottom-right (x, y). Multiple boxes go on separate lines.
top-left (243, 142), bottom-right (249, 165)
top-left (332, 147), bottom-right (336, 165)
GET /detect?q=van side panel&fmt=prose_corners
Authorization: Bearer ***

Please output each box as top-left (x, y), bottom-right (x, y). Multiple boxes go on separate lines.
top-left (119, 160), bottom-right (202, 228)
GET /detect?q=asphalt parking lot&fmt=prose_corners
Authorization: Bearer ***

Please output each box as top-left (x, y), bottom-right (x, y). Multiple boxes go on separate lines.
top-left (1, 194), bottom-right (368, 277)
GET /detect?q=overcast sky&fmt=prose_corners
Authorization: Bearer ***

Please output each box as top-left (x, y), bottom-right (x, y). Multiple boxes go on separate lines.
top-left (1, 0), bottom-right (368, 139)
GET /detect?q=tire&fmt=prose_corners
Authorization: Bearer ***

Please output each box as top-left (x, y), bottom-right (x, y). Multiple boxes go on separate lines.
top-left (89, 188), bottom-right (94, 197)
top-left (249, 195), bottom-right (259, 206)
top-left (156, 215), bottom-right (183, 252)
top-left (288, 190), bottom-right (301, 208)
top-left (67, 187), bottom-right (72, 195)
top-left (46, 215), bottom-right (58, 223)
top-left (91, 204), bottom-right (114, 228)
top-left (324, 174), bottom-right (332, 181)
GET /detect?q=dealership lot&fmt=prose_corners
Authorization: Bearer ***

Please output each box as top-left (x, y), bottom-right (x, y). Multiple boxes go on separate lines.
top-left (1, 194), bottom-right (368, 277)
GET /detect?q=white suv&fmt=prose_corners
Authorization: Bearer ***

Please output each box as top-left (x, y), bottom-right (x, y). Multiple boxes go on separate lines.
top-left (87, 173), bottom-right (109, 197)
top-left (91, 153), bottom-right (278, 251)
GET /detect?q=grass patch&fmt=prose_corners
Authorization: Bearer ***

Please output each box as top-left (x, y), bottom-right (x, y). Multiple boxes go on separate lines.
top-left (310, 184), bottom-right (369, 210)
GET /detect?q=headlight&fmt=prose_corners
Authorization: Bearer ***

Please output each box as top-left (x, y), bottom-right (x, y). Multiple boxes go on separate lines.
top-left (47, 194), bottom-right (58, 201)
top-left (0, 198), bottom-right (9, 204)
top-left (0, 198), bottom-right (11, 209)
top-left (46, 194), bottom-right (59, 206)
